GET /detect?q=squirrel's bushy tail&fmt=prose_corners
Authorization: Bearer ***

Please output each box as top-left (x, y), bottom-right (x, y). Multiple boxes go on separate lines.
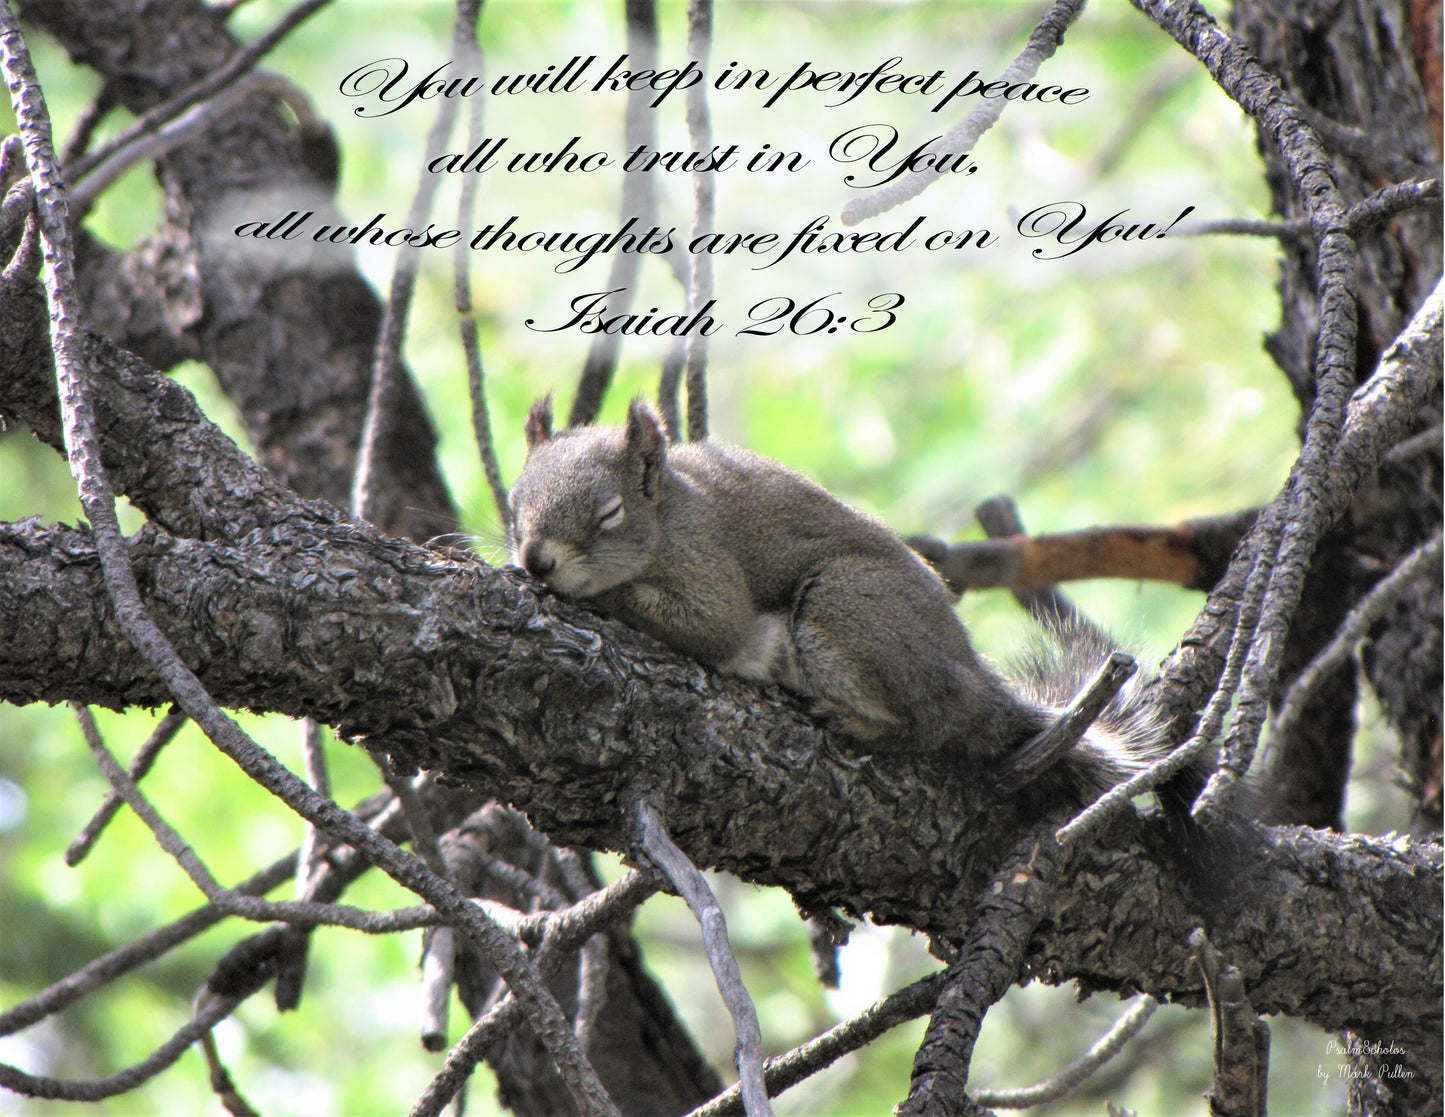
top-left (1006, 618), bottom-right (1257, 905)
top-left (1004, 618), bottom-right (1175, 803)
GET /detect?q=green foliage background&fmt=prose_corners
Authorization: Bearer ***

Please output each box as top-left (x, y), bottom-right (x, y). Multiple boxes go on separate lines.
top-left (0, 2), bottom-right (1397, 1114)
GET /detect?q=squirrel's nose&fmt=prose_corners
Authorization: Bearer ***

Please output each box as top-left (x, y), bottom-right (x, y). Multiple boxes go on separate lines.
top-left (521, 539), bottom-right (556, 578)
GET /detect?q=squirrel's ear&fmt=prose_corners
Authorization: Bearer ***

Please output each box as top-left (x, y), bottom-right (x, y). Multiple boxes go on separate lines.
top-left (625, 398), bottom-right (667, 498)
top-left (524, 396), bottom-right (554, 451)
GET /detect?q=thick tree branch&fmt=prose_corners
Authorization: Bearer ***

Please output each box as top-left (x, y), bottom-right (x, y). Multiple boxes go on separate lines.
top-left (0, 513), bottom-right (1437, 1058)
top-left (1, 237), bottom-right (1439, 1060)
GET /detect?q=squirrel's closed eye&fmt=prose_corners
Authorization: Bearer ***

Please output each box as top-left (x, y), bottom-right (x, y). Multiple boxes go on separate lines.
top-left (597, 498), bottom-right (625, 531)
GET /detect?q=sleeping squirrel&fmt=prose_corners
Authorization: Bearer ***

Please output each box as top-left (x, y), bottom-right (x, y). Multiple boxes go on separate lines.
top-left (508, 396), bottom-right (1165, 801)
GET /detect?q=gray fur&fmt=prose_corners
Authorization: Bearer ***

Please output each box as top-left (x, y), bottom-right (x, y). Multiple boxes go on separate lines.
top-left (510, 398), bottom-right (1154, 792)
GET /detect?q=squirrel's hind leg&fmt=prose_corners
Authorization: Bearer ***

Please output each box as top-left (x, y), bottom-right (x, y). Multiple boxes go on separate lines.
top-left (788, 556), bottom-right (1045, 761)
top-left (788, 558), bottom-right (954, 746)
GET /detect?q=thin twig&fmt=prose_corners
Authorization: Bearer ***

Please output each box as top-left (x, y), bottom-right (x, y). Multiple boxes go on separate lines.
top-left (1083, 56), bottom-right (1195, 180)
top-left (0, 856), bottom-right (291, 1037)
top-left (971, 996), bottom-right (1159, 1108)
top-left (71, 702), bottom-right (231, 893)
top-left (518, 870), bottom-right (657, 947)
top-left (1340, 178), bottom-right (1442, 235)
top-left (442, 807), bottom-right (572, 911)
top-left (552, 848), bottom-right (611, 1049)
top-left (0, 994), bottom-right (241, 1102)
top-left (66, 0), bottom-right (334, 185)
top-left (66, 708), bottom-right (187, 866)
top-left (1321, 279), bottom-right (1443, 513)
top-left (1184, 215), bottom-right (1311, 239)
top-left (450, 0), bottom-right (509, 528)
top-left (409, 870), bottom-right (658, 1117)
top-left (195, 988), bottom-right (260, 1117)
top-left (1184, 179), bottom-right (1441, 241)
top-left (552, 846), bottom-right (598, 903)
top-left (383, 764), bottom-right (461, 1053)
top-left (0, 792), bottom-right (399, 1039)
top-left (298, 718), bottom-right (332, 887)
top-left (634, 799), bottom-right (773, 1117)
top-left (574, 932), bottom-right (609, 1053)
top-left (568, 0), bottom-right (662, 428)
top-left (382, 764), bottom-right (449, 876)
top-left (68, 74), bottom-right (314, 215)
top-left (59, 82), bottom-right (116, 166)
top-left (682, 0), bottom-right (714, 442)
top-left (973, 494), bottom-right (1103, 635)
top-left (273, 717), bottom-right (331, 1011)
top-left (73, 705), bottom-right (449, 935)
top-left (840, 0), bottom-right (1087, 226)
top-left (686, 970), bottom-right (952, 1117)
top-left (420, 926), bottom-right (457, 1052)
top-left (658, 335), bottom-right (686, 439)
top-left (1273, 532), bottom-right (1442, 741)
top-left (382, 764), bottom-right (463, 1048)
top-left (351, 11), bottom-right (470, 523)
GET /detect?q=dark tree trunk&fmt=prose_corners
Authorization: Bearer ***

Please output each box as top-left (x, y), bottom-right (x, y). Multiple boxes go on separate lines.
top-left (1228, 2), bottom-right (1441, 1108)
top-left (1231, 0), bottom-right (1443, 838)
